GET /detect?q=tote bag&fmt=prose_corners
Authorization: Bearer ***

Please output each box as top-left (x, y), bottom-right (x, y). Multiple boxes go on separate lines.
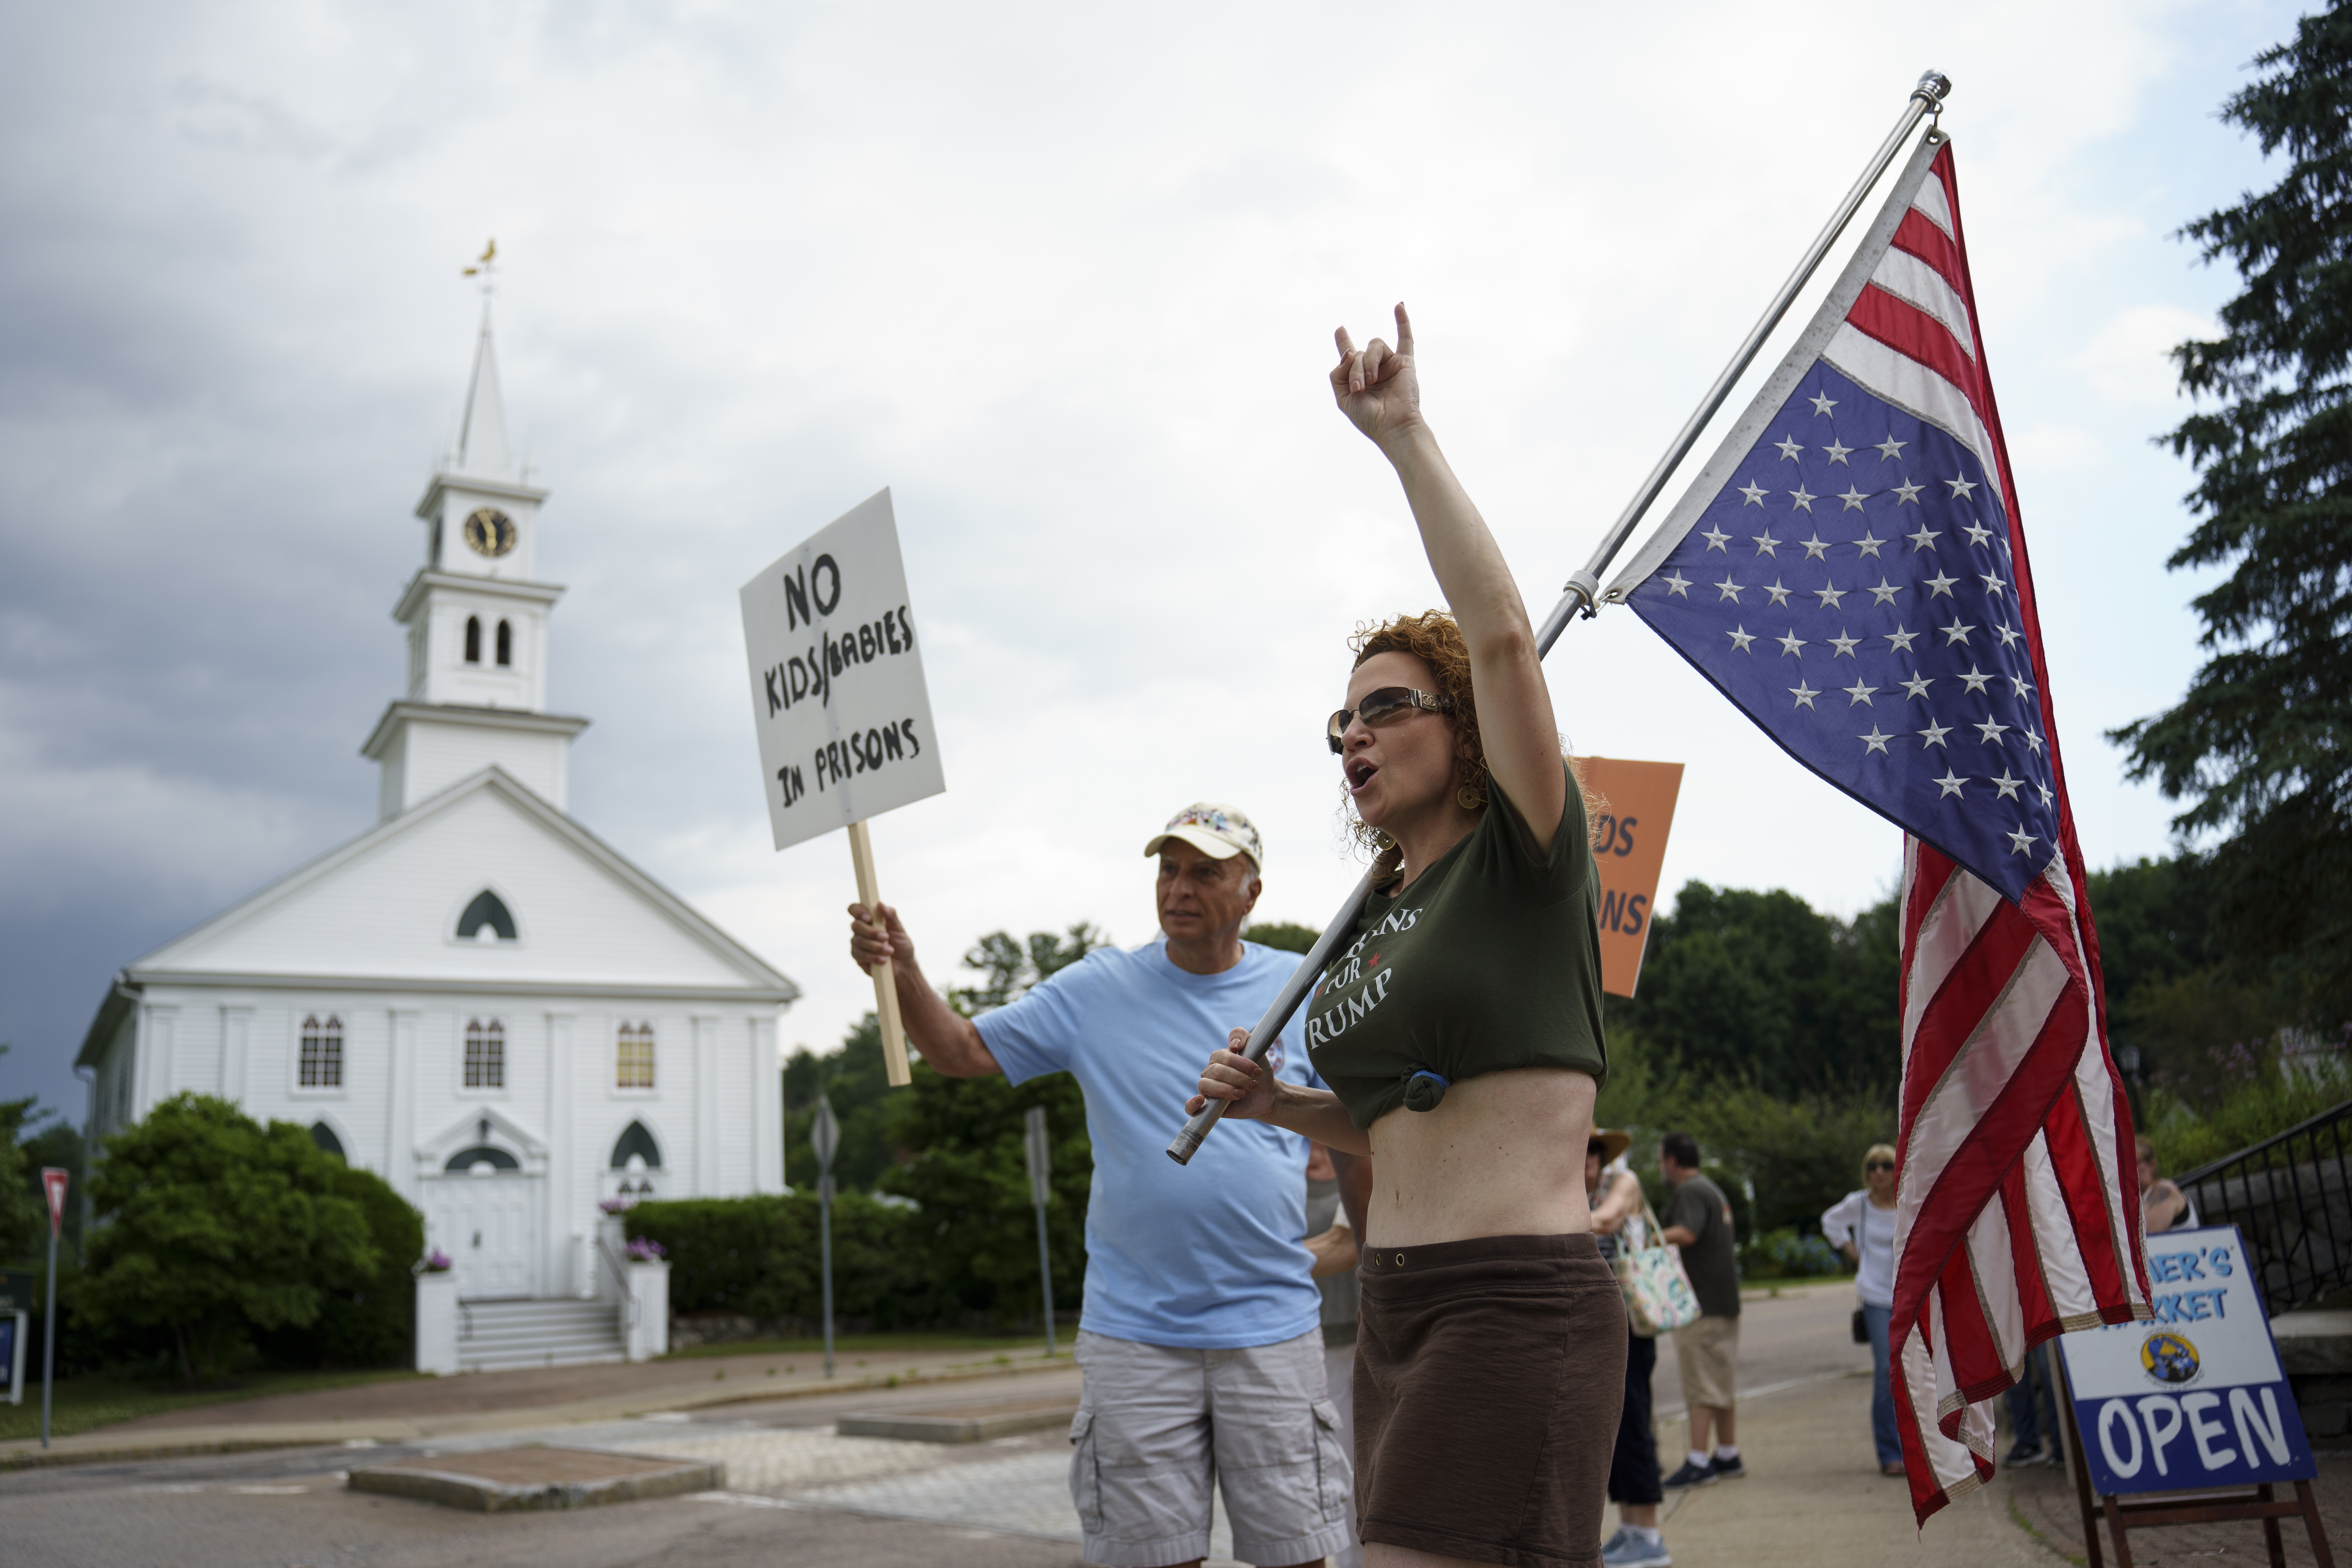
top-left (1614, 1193), bottom-right (1702, 1337)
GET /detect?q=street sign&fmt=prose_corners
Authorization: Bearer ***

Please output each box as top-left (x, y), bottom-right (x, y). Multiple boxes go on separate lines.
top-left (42, 1169), bottom-right (66, 1238)
top-left (2057, 1224), bottom-right (2315, 1493)
top-left (0, 1312), bottom-right (21, 1407)
top-left (1023, 1106), bottom-right (1052, 1209)
top-left (810, 1097), bottom-right (841, 1167)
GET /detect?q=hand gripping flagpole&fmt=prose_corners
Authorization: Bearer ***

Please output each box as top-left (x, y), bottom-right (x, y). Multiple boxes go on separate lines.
top-left (1167, 68), bottom-right (1954, 1166)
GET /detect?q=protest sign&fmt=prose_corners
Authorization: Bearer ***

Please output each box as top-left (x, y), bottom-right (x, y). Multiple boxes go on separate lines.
top-left (740, 489), bottom-right (946, 1085)
top-left (1573, 757), bottom-right (1683, 997)
top-left (2057, 1224), bottom-right (2315, 1494)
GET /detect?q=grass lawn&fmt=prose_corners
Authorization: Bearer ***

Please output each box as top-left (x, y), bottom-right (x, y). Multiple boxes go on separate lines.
top-left (0, 1367), bottom-right (426, 1446)
top-left (664, 1330), bottom-right (1058, 1362)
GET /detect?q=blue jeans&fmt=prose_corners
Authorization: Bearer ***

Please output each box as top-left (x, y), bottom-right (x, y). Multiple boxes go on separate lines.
top-left (2006, 1343), bottom-right (2061, 1452)
top-left (1863, 1303), bottom-right (1900, 1466)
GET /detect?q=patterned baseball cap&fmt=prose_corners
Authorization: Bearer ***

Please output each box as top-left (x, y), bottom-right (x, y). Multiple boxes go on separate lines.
top-left (1143, 802), bottom-right (1264, 872)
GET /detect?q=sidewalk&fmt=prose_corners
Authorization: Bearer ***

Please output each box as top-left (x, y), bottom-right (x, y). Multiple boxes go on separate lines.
top-left (0, 1341), bottom-right (1068, 1470)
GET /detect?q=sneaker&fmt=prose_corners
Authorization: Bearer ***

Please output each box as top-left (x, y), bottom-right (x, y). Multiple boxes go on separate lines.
top-left (1601, 1527), bottom-right (1672, 1567)
top-left (2004, 1441), bottom-right (2044, 1466)
top-left (1709, 1452), bottom-right (1745, 1481)
top-left (1662, 1457), bottom-right (1717, 1489)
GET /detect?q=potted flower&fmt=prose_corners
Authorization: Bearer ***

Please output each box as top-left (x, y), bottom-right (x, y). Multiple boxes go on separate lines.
top-left (598, 1196), bottom-right (633, 1215)
top-left (624, 1236), bottom-right (667, 1263)
top-left (417, 1247), bottom-right (454, 1274)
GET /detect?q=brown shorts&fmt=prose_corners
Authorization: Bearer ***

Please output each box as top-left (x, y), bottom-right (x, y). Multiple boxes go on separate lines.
top-left (1355, 1232), bottom-right (1627, 1568)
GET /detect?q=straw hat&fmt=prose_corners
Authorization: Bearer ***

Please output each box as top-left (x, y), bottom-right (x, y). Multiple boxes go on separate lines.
top-left (1588, 1127), bottom-right (1633, 1163)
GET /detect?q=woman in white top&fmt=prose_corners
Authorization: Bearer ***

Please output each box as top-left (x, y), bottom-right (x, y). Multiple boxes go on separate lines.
top-left (1821, 1143), bottom-right (1902, 1475)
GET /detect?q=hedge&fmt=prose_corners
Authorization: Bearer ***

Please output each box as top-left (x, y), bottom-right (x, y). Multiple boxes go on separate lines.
top-left (626, 1192), bottom-right (961, 1328)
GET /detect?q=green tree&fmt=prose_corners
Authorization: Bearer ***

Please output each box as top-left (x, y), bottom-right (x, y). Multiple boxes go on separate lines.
top-left (19, 1116), bottom-right (86, 1260)
top-left (256, 1156), bottom-right (425, 1368)
top-left (784, 1016), bottom-right (901, 1193)
top-left (1242, 920), bottom-right (1323, 954)
top-left (2112, 5), bottom-right (2352, 1023)
top-left (78, 1094), bottom-right (381, 1383)
top-left (0, 1047), bottom-right (43, 1263)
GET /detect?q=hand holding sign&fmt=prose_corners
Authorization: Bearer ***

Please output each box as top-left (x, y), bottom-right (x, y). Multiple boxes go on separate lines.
top-left (740, 489), bottom-right (946, 1087)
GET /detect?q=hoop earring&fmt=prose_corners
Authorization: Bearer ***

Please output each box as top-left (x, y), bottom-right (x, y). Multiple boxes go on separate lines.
top-left (1457, 783), bottom-right (1483, 810)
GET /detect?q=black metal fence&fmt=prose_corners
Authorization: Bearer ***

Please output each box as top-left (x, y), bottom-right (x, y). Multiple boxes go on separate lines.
top-left (2175, 1097), bottom-right (2352, 1317)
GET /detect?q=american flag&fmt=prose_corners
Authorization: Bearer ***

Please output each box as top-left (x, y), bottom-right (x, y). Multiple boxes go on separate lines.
top-left (1601, 137), bottom-right (2151, 1522)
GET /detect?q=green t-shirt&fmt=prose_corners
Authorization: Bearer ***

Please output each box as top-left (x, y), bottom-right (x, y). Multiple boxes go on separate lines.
top-left (1668, 1172), bottom-right (1741, 1318)
top-left (1303, 766), bottom-right (1608, 1129)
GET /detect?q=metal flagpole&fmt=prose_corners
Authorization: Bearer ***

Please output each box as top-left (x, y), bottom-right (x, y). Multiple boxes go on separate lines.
top-left (809, 1098), bottom-right (839, 1378)
top-left (1023, 1107), bottom-right (1057, 1357)
top-left (1168, 68), bottom-right (1953, 1167)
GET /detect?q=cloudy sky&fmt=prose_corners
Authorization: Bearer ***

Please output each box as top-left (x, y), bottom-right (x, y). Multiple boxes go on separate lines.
top-left (0, 2), bottom-right (2298, 1119)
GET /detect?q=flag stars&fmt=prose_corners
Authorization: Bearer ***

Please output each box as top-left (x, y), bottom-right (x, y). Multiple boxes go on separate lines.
top-left (1918, 720), bottom-right (1953, 749)
top-left (1980, 572), bottom-right (2007, 598)
top-left (1715, 575), bottom-right (1744, 602)
top-left (1855, 532), bottom-right (1887, 558)
top-left (1934, 768), bottom-right (1968, 797)
top-left (1810, 392), bottom-right (1838, 416)
top-left (1789, 680), bottom-right (1822, 710)
top-left (2021, 728), bottom-right (2045, 755)
top-left (2010, 674), bottom-right (2035, 699)
top-left (1958, 665), bottom-right (1994, 694)
top-left (1962, 522), bottom-right (1994, 547)
top-left (1867, 578), bottom-right (1903, 606)
top-left (1859, 726), bottom-right (1893, 755)
top-left (1662, 570), bottom-right (1692, 598)
top-left (1941, 617), bottom-right (1976, 646)
top-left (1837, 486), bottom-right (1869, 510)
top-left (2007, 826), bottom-right (2040, 857)
top-left (1775, 436), bottom-right (1804, 461)
top-left (1763, 579), bottom-right (1793, 607)
top-left (1824, 439), bottom-right (1855, 465)
top-left (1907, 525), bottom-right (1941, 551)
top-left (1945, 476), bottom-right (1979, 500)
top-left (1752, 530), bottom-right (1781, 556)
top-left (1789, 485), bottom-right (1818, 512)
top-left (1893, 478), bottom-right (1925, 505)
top-left (1975, 716), bottom-right (2011, 746)
top-left (1900, 673), bottom-right (1934, 700)
top-left (1701, 525), bottom-right (1732, 552)
top-left (1885, 624), bottom-right (1920, 653)
top-left (2037, 783), bottom-right (2056, 807)
top-left (1995, 621), bottom-right (2022, 649)
top-left (1739, 481), bottom-right (1768, 506)
top-left (1843, 679), bottom-right (1879, 706)
top-left (1726, 625), bottom-right (1756, 653)
top-left (1800, 533), bottom-right (1832, 560)
top-left (1777, 630), bottom-right (1808, 657)
top-left (1924, 570), bottom-right (1960, 598)
top-left (1876, 435), bottom-right (1907, 459)
top-left (1814, 581), bottom-right (1847, 609)
top-left (1828, 630), bottom-right (1861, 657)
top-left (1990, 770), bottom-right (2024, 801)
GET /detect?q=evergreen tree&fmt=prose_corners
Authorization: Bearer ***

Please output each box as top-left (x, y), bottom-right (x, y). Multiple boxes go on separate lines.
top-left (2112, 4), bottom-right (2352, 1022)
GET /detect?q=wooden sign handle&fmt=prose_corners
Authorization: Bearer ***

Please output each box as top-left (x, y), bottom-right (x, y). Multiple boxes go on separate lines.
top-left (847, 820), bottom-right (912, 1087)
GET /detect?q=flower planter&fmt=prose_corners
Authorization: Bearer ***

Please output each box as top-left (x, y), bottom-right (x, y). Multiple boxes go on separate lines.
top-left (414, 1269), bottom-right (460, 1376)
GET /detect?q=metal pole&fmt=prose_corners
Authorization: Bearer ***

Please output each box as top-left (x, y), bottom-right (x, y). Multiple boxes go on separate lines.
top-left (1023, 1105), bottom-right (1057, 1356)
top-left (818, 1163), bottom-right (835, 1380)
top-left (40, 1225), bottom-right (55, 1448)
top-left (1167, 67), bottom-right (1953, 1168)
top-left (1533, 67), bottom-right (1951, 653)
top-left (1033, 1201), bottom-right (1057, 1357)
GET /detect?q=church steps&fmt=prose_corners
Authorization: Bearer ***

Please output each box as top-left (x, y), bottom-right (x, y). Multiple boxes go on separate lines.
top-left (457, 1296), bottom-right (628, 1371)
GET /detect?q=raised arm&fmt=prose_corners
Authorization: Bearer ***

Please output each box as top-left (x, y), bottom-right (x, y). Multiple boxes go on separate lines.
top-left (1332, 304), bottom-right (1567, 848)
top-left (848, 901), bottom-right (1002, 1078)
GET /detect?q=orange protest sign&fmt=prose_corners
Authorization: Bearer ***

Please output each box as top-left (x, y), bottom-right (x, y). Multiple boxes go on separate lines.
top-left (1575, 757), bottom-right (1684, 998)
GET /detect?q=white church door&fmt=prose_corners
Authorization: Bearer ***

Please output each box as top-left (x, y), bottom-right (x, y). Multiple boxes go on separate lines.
top-left (427, 1150), bottom-right (541, 1299)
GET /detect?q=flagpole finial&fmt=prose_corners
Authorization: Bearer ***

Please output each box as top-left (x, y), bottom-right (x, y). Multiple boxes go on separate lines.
top-left (1913, 71), bottom-right (1952, 111)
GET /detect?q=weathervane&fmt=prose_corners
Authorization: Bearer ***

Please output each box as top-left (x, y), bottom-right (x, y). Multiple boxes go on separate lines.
top-left (461, 238), bottom-right (498, 298)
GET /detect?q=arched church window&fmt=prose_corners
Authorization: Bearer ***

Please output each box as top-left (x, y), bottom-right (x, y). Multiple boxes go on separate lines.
top-left (495, 619), bottom-right (513, 666)
top-left (444, 1144), bottom-right (519, 1172)
top-left (610, 1120), bottom-right (662, 1172)
top-left (464, 615), bottom-right (482, 664)
top-left (616, 1022), bottom-right (655, 1089)
top-left (464, 1018), bottom-right (505, 1089)
top-left (299, 1014), bottom-right (344, 1087)
top-left (457, 891), bottom-right (516, 942)
top-left (310, 1121), bottom-right (346, 1160)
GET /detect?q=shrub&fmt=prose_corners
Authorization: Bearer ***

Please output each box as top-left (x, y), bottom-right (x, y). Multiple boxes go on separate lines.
top-left (1740, 1226), bottom-right (1847, 1281)
top-left (254, 1155), bottom-right (423, 1369)
top-left (626, 1191), bottom-right (957, 1328)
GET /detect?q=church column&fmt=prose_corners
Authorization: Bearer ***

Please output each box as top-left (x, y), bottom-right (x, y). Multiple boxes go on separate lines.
top-left (139, 1005), bottom-right (177, 1114)
top-left (545, 1009), bottom-right (575, 1298)
top-left (220, 1006), bottom-right (252, 1101)
top-left (694, 1015), bottom-right (719, 1198)
top-left (750, 1014), bottom-right (781, 1194)
top-left (387, 1009), bottom-right (419, 1201)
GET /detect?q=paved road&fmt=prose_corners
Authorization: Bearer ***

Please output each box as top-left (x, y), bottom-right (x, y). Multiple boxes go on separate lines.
top-left (0, 1283), bottom-right (1865, 1567)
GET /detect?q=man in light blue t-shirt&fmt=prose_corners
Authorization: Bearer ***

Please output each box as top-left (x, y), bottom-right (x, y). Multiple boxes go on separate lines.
top-left (848, 803), bottom-right (1350, 1568)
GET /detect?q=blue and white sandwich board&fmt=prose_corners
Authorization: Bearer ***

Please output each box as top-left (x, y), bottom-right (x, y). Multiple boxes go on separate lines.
top-left (2056, 1224), bottom-right (2315, 1494)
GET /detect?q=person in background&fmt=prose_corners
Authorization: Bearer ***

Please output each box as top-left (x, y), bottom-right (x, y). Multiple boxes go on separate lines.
top-left (2140, 1143), bottom-right (2194, 1234)
top-left (1305, 1144), bottom-right (1369, 1568)
top-left (1822, 1143), bottom-right (1904, 1477)
top-left (1589, 1130), bottom-right (1669, 1568)
top-left (1659, 1130), bottom-right (1742, 1489)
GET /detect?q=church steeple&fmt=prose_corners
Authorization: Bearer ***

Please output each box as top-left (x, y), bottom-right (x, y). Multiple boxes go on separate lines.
top-left (362, 265), bottom-right (588, 820)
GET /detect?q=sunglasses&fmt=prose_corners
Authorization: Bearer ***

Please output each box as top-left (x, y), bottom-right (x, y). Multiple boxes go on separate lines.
top-left (1327, 687), bottom-right (1453, 753)
top-left (1866, 1160), bottom-right (1896, 1173)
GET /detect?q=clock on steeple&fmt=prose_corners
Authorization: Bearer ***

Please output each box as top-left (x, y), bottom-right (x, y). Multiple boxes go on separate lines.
top-left (464, 506), bottom-right (518, 558)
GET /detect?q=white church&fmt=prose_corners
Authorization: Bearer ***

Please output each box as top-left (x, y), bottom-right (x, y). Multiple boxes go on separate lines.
top-left (74, 308), bottom-right (797, 1363)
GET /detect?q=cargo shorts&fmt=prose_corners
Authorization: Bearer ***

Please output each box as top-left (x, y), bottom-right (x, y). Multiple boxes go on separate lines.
top-left (1069, 1327), bottom-right (1353, 1568)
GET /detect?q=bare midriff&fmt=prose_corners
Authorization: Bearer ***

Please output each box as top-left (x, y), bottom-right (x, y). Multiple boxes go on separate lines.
top-left (1364, 1065), bottom-right (1597, 1248)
